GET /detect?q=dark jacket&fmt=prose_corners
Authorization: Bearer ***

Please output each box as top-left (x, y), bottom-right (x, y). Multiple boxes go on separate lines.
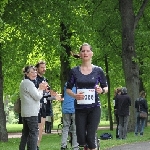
top-left (113, 96), bottom-right (118, 115)
top-left (36, 74), bottom-right (49, 103)
top-left (135, 97), bottom-right (148, 113)
top-left (116, 93), bottom-right (131, 116)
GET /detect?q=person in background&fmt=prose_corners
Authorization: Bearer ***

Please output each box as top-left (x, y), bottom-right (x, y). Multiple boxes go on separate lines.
top-left (113, 87), bottom-right (122, 139)
top-left (60, 83), bottom-right (78, 150)
top-left (66, 43), bottom-right (108, 150)
top-left (116, 87), bottom-right (131, 140)
top-left (19, 65), bottom-right (47, 150)
top-left (35, 60), bottom-right (58, 150)
top-left (35, 60), bottom-right (48, 150)
top-left (45, 94), bottom-right (62, 133)
top-left (45, 97), bottom-right (54, 134)
top-left (135, 91), bottom-right (148, 136)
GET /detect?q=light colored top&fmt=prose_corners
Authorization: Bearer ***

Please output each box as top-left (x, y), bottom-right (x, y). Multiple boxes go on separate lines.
top-left (19, 79), bottom-right (43, 117)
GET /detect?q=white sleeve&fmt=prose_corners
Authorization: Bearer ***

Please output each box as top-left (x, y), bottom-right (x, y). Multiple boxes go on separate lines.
top-left (24, 80), bottom-right (43, 101)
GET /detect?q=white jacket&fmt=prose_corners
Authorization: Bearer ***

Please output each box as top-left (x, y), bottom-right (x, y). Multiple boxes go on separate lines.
top-left (19, 79), bottom-right (43, 117)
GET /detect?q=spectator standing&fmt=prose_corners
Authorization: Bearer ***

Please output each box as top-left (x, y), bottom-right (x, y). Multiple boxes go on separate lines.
top-left (135, 91), bottom-right (148, 136)
top-left (45, 94), bottom-right (62, 133)
top-left (61, 83), bottom-right (78, 150)
top-left (19, 65), bottom-right (47, 150)
top-left (35, 60), bottom-right (58, 150)
top-left (116, 87), bottom-right (131, 139)
top-left (35, 60), bottom-right (48, 150)
top-left (45, 97), bottom-right (55, 133)
top-left (66, 43), bottom-right (108, 150)
top-left (113, 87), bottom-right (122, 139)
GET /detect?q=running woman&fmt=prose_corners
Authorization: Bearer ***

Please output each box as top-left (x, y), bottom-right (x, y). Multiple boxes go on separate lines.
top-left (66, 43), bottom-right (108, 150)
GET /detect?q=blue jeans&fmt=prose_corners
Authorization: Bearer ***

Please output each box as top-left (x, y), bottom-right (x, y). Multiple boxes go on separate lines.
top-left (19, 116), bottom-right (39, 150)
top-left (135, 112), bottom-right (146, 135)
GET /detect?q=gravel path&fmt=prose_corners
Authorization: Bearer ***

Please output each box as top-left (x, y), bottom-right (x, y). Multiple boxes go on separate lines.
top-left (107, 141), bottom-right (150, 150)
top-left (8, 130), bottom-right (58, 138)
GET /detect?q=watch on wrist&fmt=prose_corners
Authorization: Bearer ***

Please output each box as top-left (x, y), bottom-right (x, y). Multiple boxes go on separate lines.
top-left (101, 88), bottom-right (105, 94)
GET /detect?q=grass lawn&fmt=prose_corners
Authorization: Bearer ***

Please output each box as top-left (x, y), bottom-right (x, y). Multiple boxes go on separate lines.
top-left (6, 121), bottom-right (110, 133)
top-left (1, 122), bottom-right (150, 150)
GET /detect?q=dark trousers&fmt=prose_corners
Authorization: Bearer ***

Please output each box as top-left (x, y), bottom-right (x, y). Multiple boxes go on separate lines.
top-left (115, 114), bottom-right (119, 138)
top-left (135, 112), bottom-right (146, 135)
top-left (19, 116), bottom-right (39, 150)
top-left (118, 116), bottom-right (129, 139)
top-left (75, 106), bottom-right (101, 149)
top-left (45, 121), bottom-right (52, 133)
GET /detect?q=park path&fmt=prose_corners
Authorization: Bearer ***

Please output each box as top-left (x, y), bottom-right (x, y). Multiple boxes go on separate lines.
top-left (8, 130), bottom-right (58, 138)
top-left (107, 141), bottom-right (150, 150)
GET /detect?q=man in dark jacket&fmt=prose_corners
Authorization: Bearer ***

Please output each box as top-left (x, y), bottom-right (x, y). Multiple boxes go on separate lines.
top-left (116, 87), bottom-right (131, 139)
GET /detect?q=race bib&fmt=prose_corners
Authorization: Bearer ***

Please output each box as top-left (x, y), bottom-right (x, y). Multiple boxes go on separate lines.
top-left (77, 89), bottom-right (95, 104)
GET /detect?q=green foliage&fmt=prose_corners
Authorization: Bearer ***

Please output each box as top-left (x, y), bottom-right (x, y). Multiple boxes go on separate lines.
top-left (1, 0), bottom-right (124, 97)
top-left (52, 100), bottom-right (62, 124)
top-left (4, 100), bottom-right (18, 124)
top-left (0, 0), bottom-right (8, 17)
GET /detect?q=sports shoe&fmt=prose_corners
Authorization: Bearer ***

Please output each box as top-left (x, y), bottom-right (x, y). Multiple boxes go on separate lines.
top-left (135, 133), bottom-right (138, 136)
top-left (37, 146), bottom-right (39, 150)
top-left (140, 132), bottom-right (143, 136)
top-left (60, 147), bottom-right (66, 150)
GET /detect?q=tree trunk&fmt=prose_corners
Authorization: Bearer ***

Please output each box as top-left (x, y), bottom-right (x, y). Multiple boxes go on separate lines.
top-left (0, 43), bottom-right (8, 141)
top-left (139, 61), bottom-right (144, 92)
top-left (59, 22), bottom-right (72, 95)
top-left (119, 0), bottom-right (139, 131)
top-left (105, 55), bottom-right (113, 130)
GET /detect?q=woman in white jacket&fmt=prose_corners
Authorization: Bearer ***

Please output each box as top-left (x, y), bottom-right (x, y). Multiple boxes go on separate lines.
top-left (19, 65), bottom-right (47, 150)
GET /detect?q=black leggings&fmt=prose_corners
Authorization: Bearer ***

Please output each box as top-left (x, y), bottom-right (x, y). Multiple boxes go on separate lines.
top-left (75, 106), bottom-right (101, 149)
top-left (38, 103), bottom-right (46, 123)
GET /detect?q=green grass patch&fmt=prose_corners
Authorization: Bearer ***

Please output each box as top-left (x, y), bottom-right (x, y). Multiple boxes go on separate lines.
top-left (6, 121), bottom-right (110, 133)
top-left (97, 126), bottom-right (150, 149)
top-left (6, 124), bottom-right (23, 133)
top-left (3, 123), bottom-right (150, 150)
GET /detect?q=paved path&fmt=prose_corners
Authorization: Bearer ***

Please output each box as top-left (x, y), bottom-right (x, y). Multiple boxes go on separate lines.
top-left (8, 130), bottom-right (58, 138)
top-left (107, 141), bottom-right (150, 150)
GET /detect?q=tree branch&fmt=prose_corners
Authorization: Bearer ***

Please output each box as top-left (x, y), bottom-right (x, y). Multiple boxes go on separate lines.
top-left (134, 0), bottom-right (148, 29)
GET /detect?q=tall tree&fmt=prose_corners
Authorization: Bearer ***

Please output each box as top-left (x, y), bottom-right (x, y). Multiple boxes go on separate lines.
top-left (0, 43), bottom-right (8, 142)
top-left (119, 0), bottom-right (148, 131)
top-left (104, 55), bottom-right (113, 130)
top-left (0, 0), bottom-right (8, 142)
top-left (60, 22), bottom-right (72, 94)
